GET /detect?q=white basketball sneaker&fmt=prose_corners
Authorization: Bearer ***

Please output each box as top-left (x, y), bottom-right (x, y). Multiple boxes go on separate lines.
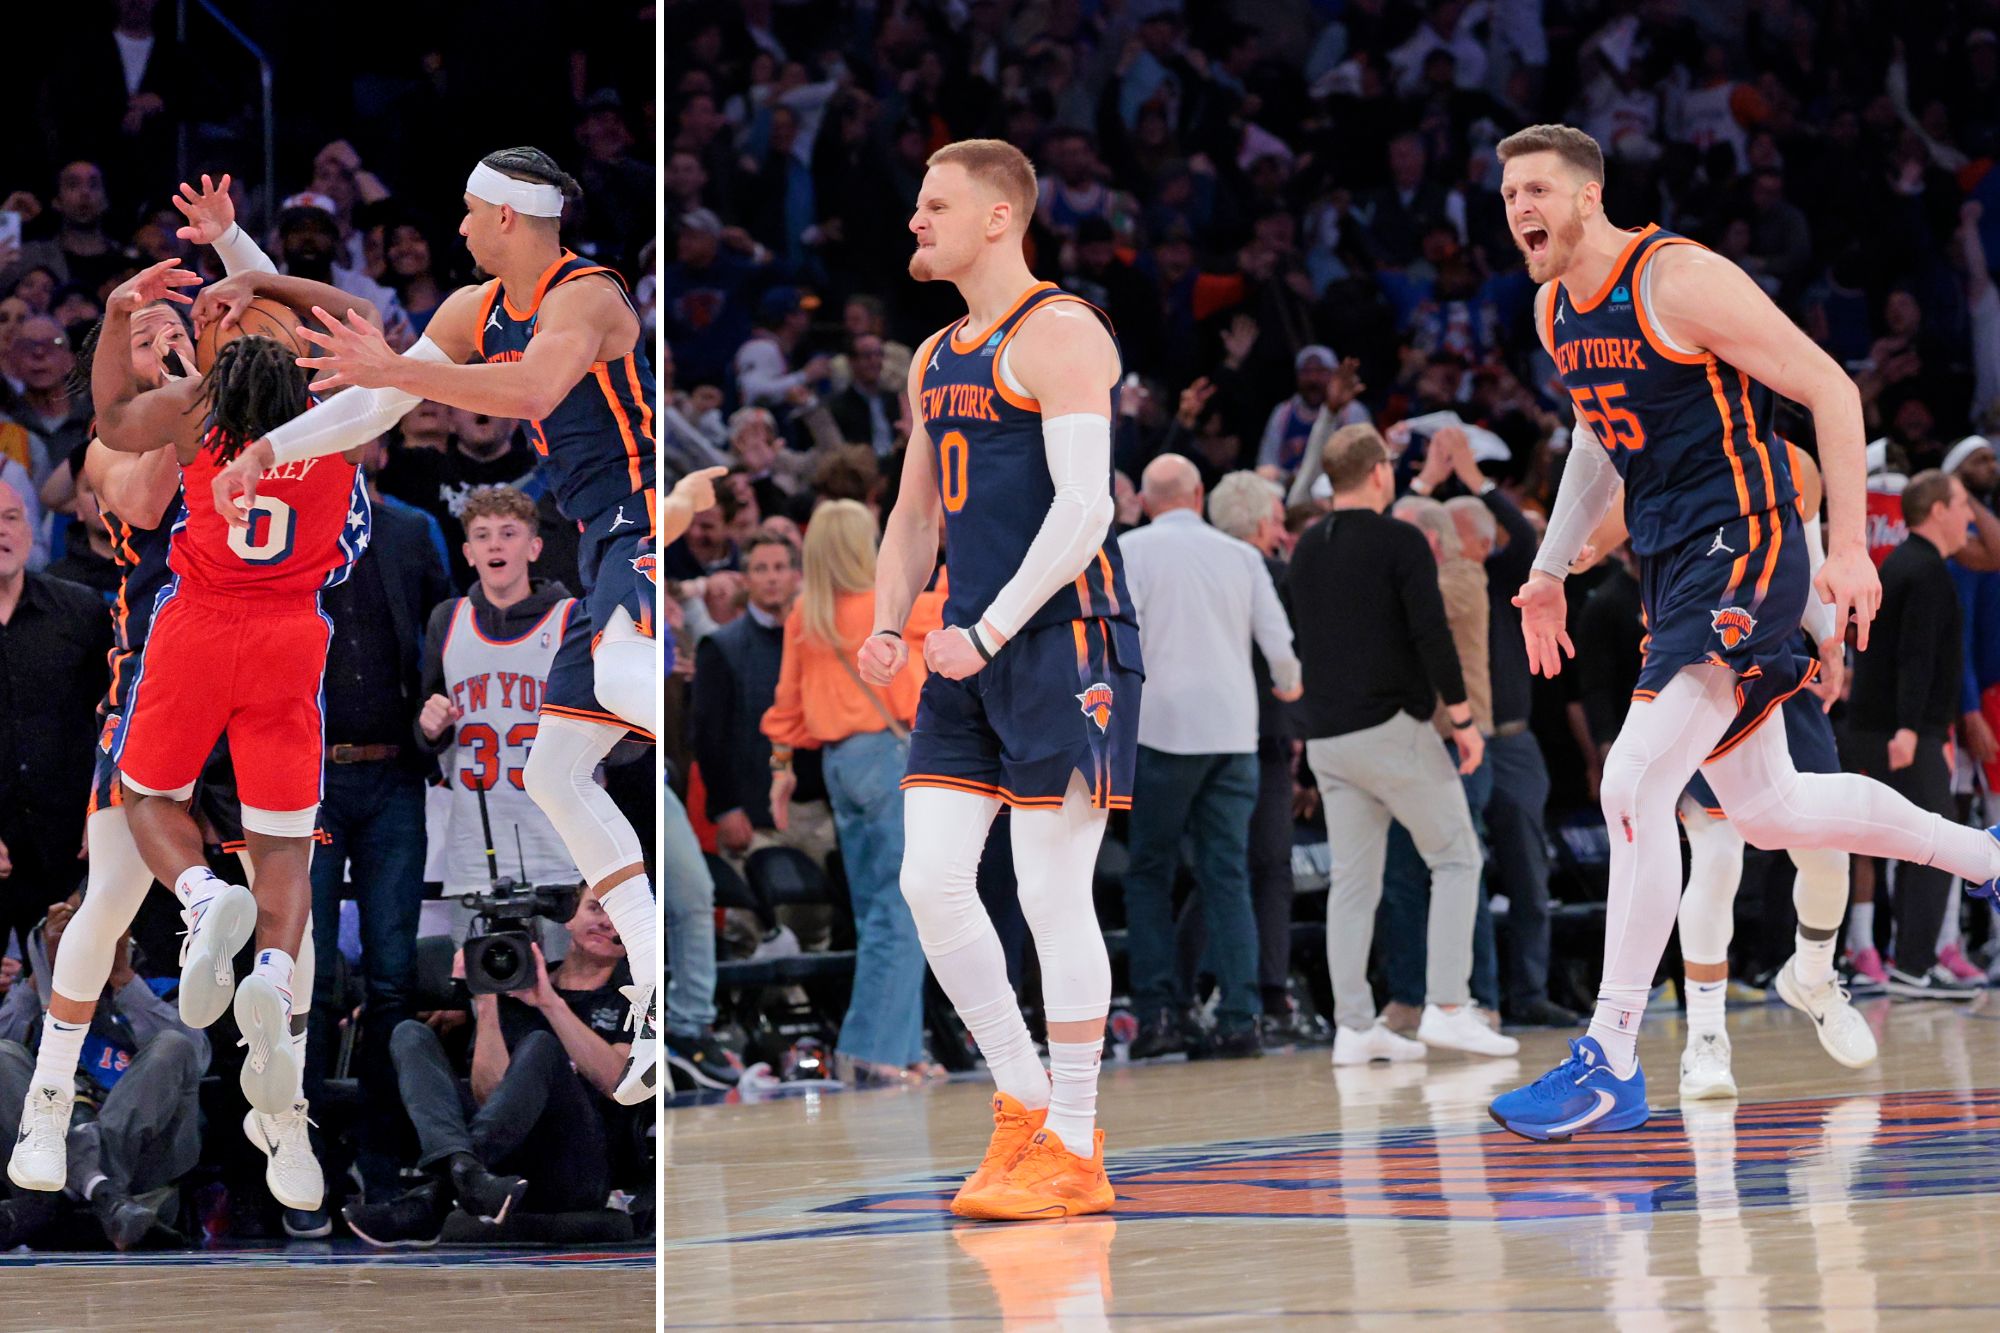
top-left (233, 975), bottom-right (300, 1116)
top-left (177, 882), bottom-right (258, 1029)
top-left (6, 1081), bottom-right (72, 1192)
top-left (1774, 955), bottom-right (1879, 1069)
top-left (245, 1099), bottom-right (324, 1212)
top-left (1417, 1003), bottom-right (1521, 1057)
top-left (1678, 1029), bottom-right (1738, 1099)
top-left (1332, 1019), bottom-right (1427, 1066)
top-left (612, 983), bottom-right (658, 1105)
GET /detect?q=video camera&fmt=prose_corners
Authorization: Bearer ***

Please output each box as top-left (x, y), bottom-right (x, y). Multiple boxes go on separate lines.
top-left (460, 787), bottom-right (584, 995)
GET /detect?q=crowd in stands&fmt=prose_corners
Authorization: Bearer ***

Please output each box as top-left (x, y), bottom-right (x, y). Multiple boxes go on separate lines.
top-left (0, 4), bottom-right (655, 1248)
top-left (663, 0), bottom-right (2000, 1092)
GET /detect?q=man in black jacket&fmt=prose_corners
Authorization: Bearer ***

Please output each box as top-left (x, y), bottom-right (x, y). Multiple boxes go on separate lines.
top-left (1291, 425), bottom-right (1509, 1067)
top-left (827, 334), bottom-right (901, 458)
top-left (1847, 469), bottom-right (1981, 997)
top-left (305, 474), bottom-right (452, 1152)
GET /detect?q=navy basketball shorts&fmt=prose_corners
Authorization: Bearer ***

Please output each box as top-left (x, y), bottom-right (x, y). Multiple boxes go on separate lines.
top-left (903, 617), bottom-right (1144, 810)
top-left (1684, 682), bottom-right (1840, 816)
top-left (1634, 502), bottom-right (1817, 762)
top-left (543, 492), bottom-right (655, 741)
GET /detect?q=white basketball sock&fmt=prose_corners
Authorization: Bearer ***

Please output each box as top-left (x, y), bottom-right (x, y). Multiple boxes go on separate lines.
top-left (175, 865), bottom-right (225, 910)
top-left (1684, 977), bottom-right (1727, 1036)
top-left (599, 878), bottom-right (658, 983)
top-left (33, 1014), bottom-right (88, 1090)
top-left (253, 948), bottom-right (295, 1010)
top-left (1042, 1039), bottom-right (1103, 1158)
top-left (1847, 900), bottom-right (1875, 955)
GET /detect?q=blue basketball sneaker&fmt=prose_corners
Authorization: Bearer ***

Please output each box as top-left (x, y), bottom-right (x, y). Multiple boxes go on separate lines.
top-left (1968, 824), bottom-right (2000, 903)
top-left (1488, 1036), bottom-right (1649, 1142)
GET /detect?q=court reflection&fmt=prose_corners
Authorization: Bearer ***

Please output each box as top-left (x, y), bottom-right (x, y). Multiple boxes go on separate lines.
top-left (953, 1216), bottom-right (1116, 1332)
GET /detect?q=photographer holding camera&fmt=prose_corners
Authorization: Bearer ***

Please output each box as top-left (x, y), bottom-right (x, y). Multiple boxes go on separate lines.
top-left (342, 893), bottom-right (635, 1248)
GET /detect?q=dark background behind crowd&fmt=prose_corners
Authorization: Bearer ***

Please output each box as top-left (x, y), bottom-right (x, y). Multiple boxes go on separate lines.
top-left (662, 0), bottom-right (2000, 1090)
top-left (0, 1), bottom-right (657, 1247)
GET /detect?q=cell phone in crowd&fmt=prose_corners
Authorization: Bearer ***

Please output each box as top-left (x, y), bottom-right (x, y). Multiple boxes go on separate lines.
top-left (0, 211), bottom-right (20, 253)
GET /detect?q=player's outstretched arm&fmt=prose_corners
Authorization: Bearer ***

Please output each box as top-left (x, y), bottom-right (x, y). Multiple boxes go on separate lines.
top-left (297, 275), bottom-right (623, 421)
top-left (973, 306), bottom-right (1117, 641)
top-left (172, 173), bottom-right (278, 277)
top-left (192, 271), bottom-right (380, 345)
top-left (1649, 245), bottom-right (1881, 645)
top-left (94, 260), bottom-right (206, 456)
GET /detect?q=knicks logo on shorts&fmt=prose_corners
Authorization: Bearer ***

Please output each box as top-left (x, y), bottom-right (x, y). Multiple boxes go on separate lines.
top-left (1711, 607), bottom-right (1757, 650)
top-left (98, 714), bottom-right (120, 754)
top-left (1076, 682), bottom-right (1114, 732)
top-left (630, 553), bottom-right (657, 586)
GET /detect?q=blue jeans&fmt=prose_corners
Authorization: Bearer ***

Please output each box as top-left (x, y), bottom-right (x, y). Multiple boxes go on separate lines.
top-left (824, 730), bottom-right (926, 1067)
top-left (1484, 729), bottom-right (1554, 1009)
top-left (663, 783), bottom-right (717, 1036)
top-left (1123, 747), bottom-right (1261, 1030)
top-left (305, 762), bottom-right (426, 1101)
top-left (1378, 741), bottom-right (1499, 1010)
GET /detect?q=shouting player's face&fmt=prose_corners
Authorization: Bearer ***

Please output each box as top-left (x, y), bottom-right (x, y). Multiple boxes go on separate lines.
top-left (130, 303), bottom-right (195, 384)
top-left (909, 164), bottom-right (1009, 283)
top-left (1501, 151), bottom-right (1591, 284)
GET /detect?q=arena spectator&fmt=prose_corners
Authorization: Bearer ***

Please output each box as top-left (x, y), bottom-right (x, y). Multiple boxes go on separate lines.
top-left (1120, 456), bottom-right (1301, 1060)
top-left (345, 897), bottom-right (635, 1247)
top-left (7, 316), bottom-right (90, 491)
top-left (0, 892), bottom-right (205, 1250)
top-left (0, 480), bottom-right (107, 961)
top-left (378, 407), bottom-right (542, 588)
top-left (762, 501), bottom-right (939, 1085)
top-left (828, 334), bottom-right (901, 457)
top-left (733, 287), bottom-right (828, 411)
top-left (7, 164), bottom-right (131, 300)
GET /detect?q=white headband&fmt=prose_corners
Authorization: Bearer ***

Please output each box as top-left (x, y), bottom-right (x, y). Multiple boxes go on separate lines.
top-left (466, 162), bottom-right (564, 217)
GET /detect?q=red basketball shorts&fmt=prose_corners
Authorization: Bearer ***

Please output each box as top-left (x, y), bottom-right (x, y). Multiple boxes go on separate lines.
top-left (115, 583), bottom-right (332, 830)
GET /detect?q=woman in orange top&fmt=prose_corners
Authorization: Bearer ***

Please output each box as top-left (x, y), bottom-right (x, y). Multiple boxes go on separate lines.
top-left (763, 500), bottom-right (943, 1085)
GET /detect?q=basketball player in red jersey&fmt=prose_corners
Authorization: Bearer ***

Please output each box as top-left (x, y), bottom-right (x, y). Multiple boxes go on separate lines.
top-left (1486, 124), bottom-right (2000, 1140)
top-left (860, 140), bottom-right (1135, 1219)
top-left (206, 148), bottom-right (664, 1103)
top-left (90, 258), bottom-right (381, 1139)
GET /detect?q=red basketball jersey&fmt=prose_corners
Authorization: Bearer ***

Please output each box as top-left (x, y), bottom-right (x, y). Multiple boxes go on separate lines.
top-left (170, 426), bottom-right (371, 598)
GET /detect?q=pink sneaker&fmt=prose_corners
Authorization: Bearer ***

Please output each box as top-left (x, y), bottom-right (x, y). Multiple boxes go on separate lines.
top-left (1938, 941), bottom-right (1985, 983)
top-left (1847, 947), bottom-right (1889, 990)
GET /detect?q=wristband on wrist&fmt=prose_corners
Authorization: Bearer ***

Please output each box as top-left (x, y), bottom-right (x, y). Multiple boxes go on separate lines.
top-left (967, 624), bottom-right (995, 663)
top-left (1451, 717), bottom-right (1476, 731)
top-left (873, 628), bottom-right (902, 640)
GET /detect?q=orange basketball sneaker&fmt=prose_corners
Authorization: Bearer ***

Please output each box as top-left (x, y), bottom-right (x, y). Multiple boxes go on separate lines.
top-left (953, 1128), bottom-right (1114, 1221)
top-left (951, 1094), bottom-right (1047, 1216)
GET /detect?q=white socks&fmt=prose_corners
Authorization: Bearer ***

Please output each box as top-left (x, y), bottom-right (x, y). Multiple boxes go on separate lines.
top-left (1042, 1039), bottom-right (1102, 1158)
top-left (1847, 900), bottom-right (1876, 955)
top-left (1794, 929), bottom-right (1839, 988)
top-left (599, 878), bottom-right (658, 983)
top-left (1684, 975), bottom-right (1727, 1036)
top-left (253, 948), bottom-right (295, 1009)
top-left (1586, 994), bottom-right (1644, 1078)
top-left (33, 1015), bottom-right (87, 1090)
top-left (175, 865), bottom-right (225, 910)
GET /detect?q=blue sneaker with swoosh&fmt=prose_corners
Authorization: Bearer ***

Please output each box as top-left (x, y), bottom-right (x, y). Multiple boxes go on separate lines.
top-left (1488, 1036), bottom-right (1649, 1142)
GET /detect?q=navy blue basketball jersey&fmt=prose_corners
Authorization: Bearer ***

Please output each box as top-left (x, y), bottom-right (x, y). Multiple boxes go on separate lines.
top-left (100, 497), bottom-right (175, 713)
top-left (1548, 224), bottom-right (1795, 557)
top-left (916, 282), bottom-right (1133, 636)
top-left (474, 250), bottom-right (657, 526)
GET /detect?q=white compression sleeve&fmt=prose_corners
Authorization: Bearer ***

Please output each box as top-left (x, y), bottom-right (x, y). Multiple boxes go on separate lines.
top-left (213, 222), bottom-right (278, 277)
top-left (1800, 514), bottom-right (1837, 644)
top-left (1531, 423), bottom-right (1623, 580)
top-left (979, 413), bottom-right (1114, 639)
top-left (265, 335), bottom-right (452, 464)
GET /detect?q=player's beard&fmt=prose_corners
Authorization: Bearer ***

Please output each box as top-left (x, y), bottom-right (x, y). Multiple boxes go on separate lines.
top-left (908, 248), bottom-right (935, 282)
top-left (1526, 212), bottom-right (1586, 283)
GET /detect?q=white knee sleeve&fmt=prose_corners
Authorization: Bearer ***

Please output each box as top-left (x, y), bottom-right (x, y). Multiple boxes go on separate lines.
top-left (53, 808), bottom-right (158, 1005)
top-left (592, 608), bottom-right (657, 736)
top-left (1009, 774), bottom-right (1112, 1025)
top-left (1789, 846), bottom-right (1850, 933)
top-left (898, 786), bottom-right (1000, 953)
top-left (1678, 796), bottom-right (1744, 965)
top-left (522, 715), bottom-right (642, 885)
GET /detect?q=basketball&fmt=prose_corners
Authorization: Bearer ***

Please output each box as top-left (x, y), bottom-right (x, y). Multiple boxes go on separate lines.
top-left (194, 295), bottom-right (306, 373)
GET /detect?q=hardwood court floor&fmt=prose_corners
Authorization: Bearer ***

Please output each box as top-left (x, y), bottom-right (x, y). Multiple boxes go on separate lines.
top-left (0, 1246), bottom-right (654, 1331)
top-left (666, 997), bottom-right (2000, 1329)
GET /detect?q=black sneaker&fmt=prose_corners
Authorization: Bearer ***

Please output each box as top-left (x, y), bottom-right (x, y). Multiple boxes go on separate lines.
top-left (1885, 964), bottom-right (1984, 1000)
top-left (449, 1155), bottom-right (529, 1224)
top-left (1259, 996), bottom-right (1334, 1048)
top-left (1190, 1026), bottom-right (1264, 1060)
top-left (283, 1207), bottom-right (332, 1239)
top-left (665, 1030), bottom-right (744, 1089)
top-left (343, 1181), bottom-right (451, 1249)
top-left (90, 1188), bottom-right (171, 1252)
top-left (0, 1192), bottom-right (59, 1248)
top-left (1127, 1010), bottom-right (1187, 1060)
top-left (1504, 997), bottom-right (1583, 1028)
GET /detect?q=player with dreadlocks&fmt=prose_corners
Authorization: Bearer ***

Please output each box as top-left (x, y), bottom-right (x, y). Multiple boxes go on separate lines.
top-left (77, 255), bottom-right (381, 1206)
top-left (213, 146), bottom-right (664, 1102)
top-left (8, 176), bottom-right (377, 1232)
